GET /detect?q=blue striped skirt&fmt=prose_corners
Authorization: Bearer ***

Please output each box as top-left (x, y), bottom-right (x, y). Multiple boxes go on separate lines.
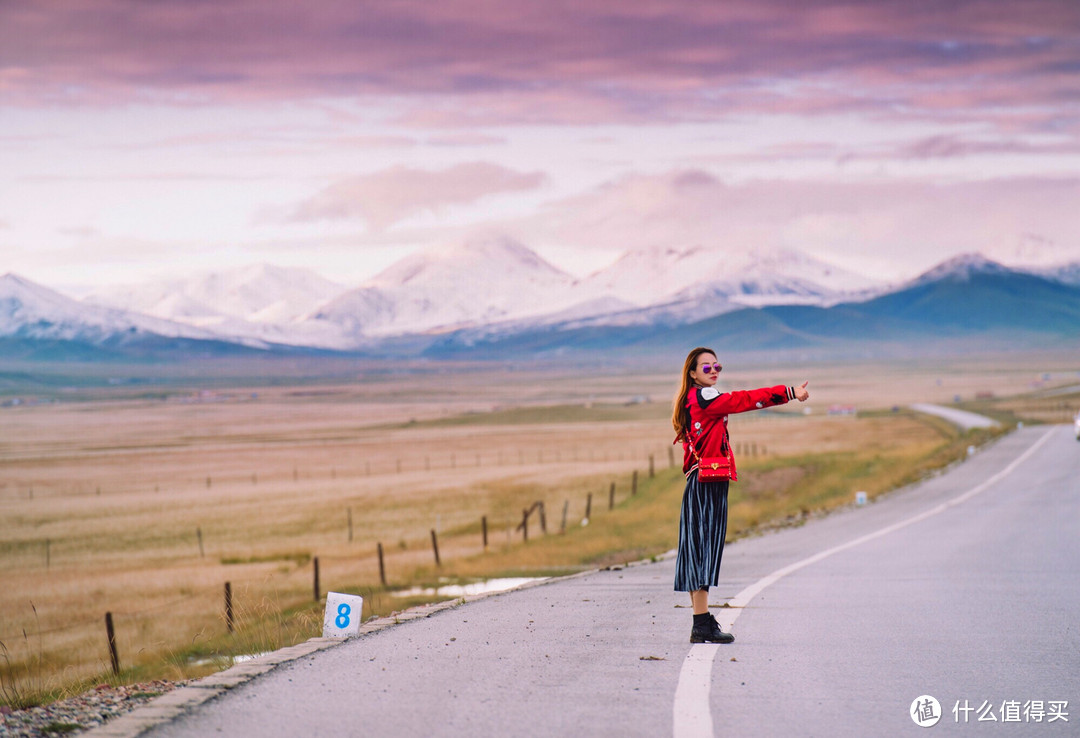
top-left (673, 471), bottom-right (730, 592)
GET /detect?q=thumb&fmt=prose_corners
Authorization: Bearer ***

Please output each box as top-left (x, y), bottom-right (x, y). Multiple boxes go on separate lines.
top-left (800, 380), bottom-right (809, 388)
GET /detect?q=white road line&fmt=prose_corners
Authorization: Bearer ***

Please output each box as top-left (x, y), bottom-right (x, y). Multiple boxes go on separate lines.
top-left (673, 645), bottom-right (720, 737)
top-left (672, 428), bottom-right (1056, 738)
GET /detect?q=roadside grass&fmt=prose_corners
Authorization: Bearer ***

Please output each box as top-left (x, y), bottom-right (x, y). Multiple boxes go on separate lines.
top-left (957, 387), bottom-right (1079, 427)
top-left (399, 411), bottom-right (1006, 587)
top-left (0, 395), bottom-right (1020, 708)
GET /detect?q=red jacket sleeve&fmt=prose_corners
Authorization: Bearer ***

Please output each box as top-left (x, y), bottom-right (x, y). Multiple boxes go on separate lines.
top-left (692, 385), bottom-right (793, 418)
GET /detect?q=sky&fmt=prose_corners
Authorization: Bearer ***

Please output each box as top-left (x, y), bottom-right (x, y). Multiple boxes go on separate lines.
top-left (2, 0), bottom-right (1079, 290)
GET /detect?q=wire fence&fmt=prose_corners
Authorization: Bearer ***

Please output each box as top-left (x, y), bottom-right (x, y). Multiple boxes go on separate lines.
top-left (4, 437), bottom-right (768, 691)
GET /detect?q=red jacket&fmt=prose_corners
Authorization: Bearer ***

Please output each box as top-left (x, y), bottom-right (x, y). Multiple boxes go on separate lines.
top-left (681, 384), bottom-right (795, 480)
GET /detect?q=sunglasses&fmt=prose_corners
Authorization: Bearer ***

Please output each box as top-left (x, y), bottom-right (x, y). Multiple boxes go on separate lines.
top-left (699, 363), bottom-right (722, 374)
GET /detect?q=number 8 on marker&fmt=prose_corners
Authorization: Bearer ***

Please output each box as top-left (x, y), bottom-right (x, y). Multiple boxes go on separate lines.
top-left (335, 602), bottom-right (351, 629)
top-left (322, 592), bottom-right (362, 638)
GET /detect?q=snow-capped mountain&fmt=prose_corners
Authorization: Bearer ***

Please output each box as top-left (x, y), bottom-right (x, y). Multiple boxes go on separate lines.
top-left (8, 241), bottom-right (1078, 361)
top-left (86, 263), bottom-right (346, 327)
top-left (907, 253), bottom-right (1014, 286)
top-left (18, 240), bottom-right (885, 350)
top-left (81, 263), bottom-right (350, 348)
top-left (396, 245), bottom-right (884, 342)
top-left (310, 235), bottom-right (579, 338)
top-left (1032, 261), bottom-right (1080, 287)
top-left (0, 272), bottom-right (263, 347)
top-left (564, 245), bottom-right (881, 326)
top-left (427, 253), bottom-right (1080, 358)
top-left (722, 250), bottom-right (881, 301)
top-left (577, 246), bottom-right (716, 306)
top-left (581, 246), bottom-right (878, 305)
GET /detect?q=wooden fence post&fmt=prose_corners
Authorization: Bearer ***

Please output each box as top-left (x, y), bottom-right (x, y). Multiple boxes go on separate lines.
top-left (649, 455), bottom-right (655, 478)
top-left (105, 612), bottom-right (120, 675)
top-left (585, 493), bottom-right (592, 521)
top-left (608, 482), bottom-right (615, 510)
top-left (538, 502), bottom-right (547, 534)
top-left (632, 470), bottom-right (638, 496)
top-left (313, 557), bottom-right (320, 602)
top-left (197, 527), bottom-right (204, 558)
top-left (347, 507), bottom-right (353, 542)
top-left (377, 542), bottom-right (386, 586)
top-left (430, 529), bottom-right (441, 566)
top-left (45, 538), bottom-right (50, 569)
top-left (521, 509), bottom-right (529, 542)
top-left (560, 501), bottom-right (569, 533)
top-left (668, 446), bottom-right (675, 467)
top-left (224, 582), bottom-right (234, 633)
top-left (482, 516), bottom-right (488, 549)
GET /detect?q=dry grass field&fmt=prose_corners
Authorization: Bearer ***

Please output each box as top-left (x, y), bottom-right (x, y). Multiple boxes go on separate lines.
top-left (1, 355), bottom-right (1077, 705)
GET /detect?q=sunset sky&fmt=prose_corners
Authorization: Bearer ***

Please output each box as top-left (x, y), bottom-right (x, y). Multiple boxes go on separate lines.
top-left (2, 0), bottom-right (1079, 289)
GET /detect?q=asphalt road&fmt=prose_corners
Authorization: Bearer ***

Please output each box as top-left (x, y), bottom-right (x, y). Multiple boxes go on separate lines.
top-left (910, 403), bottom-right (1001, 430)
top-left (138, 425), bottom-right (1078, 737)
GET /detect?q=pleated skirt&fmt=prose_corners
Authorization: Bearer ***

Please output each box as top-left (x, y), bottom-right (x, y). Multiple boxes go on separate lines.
top-left (673, 471), bottom-right (730, 592)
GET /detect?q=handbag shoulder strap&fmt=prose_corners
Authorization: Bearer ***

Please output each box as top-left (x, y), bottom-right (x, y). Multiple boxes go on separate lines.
top-left (681, 423), bottom-right (731, 466)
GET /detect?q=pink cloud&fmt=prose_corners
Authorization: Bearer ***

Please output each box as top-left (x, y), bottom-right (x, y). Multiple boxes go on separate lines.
top-left (893, 134), bottom-right (1080, 159)
top-left (426, 133), bottom-right (507, 147)
top-left (333, 134), bottom-right (418, 149)
top-left (2, 0), bottom-right (1077, 133)
top-left (288, 162), bottom-right (546, 229)
top-left (518, 170), bottom-right (1080, 277)
top-left (722, 133), bottom-right (1080, 165)
top-left (57, 225), bottom-right (99, 238)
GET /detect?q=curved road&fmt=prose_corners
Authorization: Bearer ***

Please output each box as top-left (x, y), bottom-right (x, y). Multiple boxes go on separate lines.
top-left (104, 425), bottom-right (1077, 737)
top-left (910, 403), bottom-right (1001, 430)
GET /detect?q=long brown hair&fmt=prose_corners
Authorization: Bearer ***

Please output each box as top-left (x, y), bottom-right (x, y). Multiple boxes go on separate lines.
top-left (671, 346), bottom-right (716, 442)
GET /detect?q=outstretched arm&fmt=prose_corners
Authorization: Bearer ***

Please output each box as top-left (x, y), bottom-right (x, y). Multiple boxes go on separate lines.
top-left (695, 383), bottom-right (807, 416)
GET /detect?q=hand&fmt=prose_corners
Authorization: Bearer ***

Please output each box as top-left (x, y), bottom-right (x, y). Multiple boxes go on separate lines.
top-left (794, 381), bottom-right (809, 402)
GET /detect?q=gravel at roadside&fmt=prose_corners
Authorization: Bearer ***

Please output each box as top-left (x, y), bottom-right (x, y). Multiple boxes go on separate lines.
top-left (1, 681), bottom-right (185, 737)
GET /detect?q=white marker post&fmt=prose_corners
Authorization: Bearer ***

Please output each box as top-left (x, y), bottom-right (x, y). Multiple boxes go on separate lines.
top-left (322, 592), bottom-right (364, 638)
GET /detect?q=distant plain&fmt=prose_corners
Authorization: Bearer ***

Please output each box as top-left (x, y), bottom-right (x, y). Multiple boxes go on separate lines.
top-left (1, 354), bottom-right (1077, 704)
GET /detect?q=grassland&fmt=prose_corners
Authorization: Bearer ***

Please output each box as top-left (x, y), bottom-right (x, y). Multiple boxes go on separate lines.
top-left (1, 355), bottom-right (1077, 706)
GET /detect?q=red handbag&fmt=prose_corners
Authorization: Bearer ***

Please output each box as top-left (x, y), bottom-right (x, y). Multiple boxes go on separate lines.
top-left (685, 433), bottom-right (732, 482)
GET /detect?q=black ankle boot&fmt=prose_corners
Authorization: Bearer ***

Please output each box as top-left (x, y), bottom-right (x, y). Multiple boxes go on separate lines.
top-left (690, 612), bottom-right (735, 644)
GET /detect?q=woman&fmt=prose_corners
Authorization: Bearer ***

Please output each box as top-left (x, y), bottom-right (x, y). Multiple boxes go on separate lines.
top-left (672, 347), bottom-right (809, 643)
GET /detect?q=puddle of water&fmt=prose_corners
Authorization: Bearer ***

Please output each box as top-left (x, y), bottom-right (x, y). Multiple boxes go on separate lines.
top-left (188, 651), bottom-right (272, 667)
top-left (232, 651), bottom-right (272, 663)
top-left (393, 577), bottom-right (546, 598)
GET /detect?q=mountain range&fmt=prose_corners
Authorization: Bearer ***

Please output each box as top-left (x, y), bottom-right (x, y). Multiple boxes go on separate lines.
top-left (3, 240), bottom-right (1079, 362)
